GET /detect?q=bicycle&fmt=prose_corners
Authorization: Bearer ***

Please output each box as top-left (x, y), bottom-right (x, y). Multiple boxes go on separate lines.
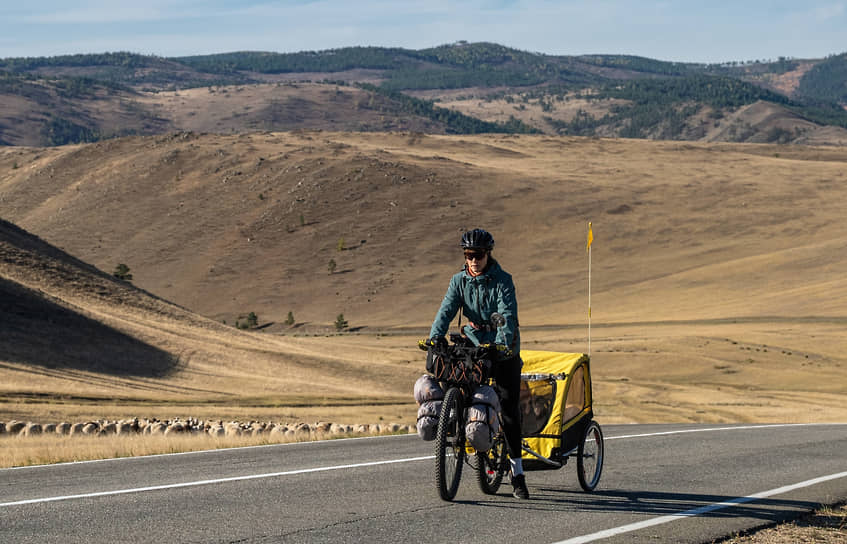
top-left (419, 335), bottom-right (510, 501)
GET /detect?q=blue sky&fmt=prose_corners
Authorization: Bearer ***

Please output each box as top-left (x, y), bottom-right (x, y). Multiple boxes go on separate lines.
top-left (1, 1), bottom-right (845, 63)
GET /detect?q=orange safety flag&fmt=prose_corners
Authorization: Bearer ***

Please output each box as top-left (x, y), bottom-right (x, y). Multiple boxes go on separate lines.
top-left (586, 222), bottom-right (593, 252)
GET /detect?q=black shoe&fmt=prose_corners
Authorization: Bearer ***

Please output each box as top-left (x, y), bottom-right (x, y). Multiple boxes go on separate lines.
top-left (511, 474), bottom-right (529, 500)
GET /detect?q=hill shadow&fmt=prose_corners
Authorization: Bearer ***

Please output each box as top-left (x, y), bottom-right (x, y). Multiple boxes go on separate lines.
top-left (0, 277), bottom-right (179, 377)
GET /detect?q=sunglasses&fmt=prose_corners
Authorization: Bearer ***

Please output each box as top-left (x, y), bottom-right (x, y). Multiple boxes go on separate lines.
top-left (464, 251), bottom-right (487, 261)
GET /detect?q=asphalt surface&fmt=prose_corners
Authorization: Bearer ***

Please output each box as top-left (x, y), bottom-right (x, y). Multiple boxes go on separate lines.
top-left (1, 423), bottom-right (845, 543)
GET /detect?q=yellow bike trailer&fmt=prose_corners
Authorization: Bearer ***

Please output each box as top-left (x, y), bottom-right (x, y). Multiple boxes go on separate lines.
top-left (519, 350), bottom-right (604, 491)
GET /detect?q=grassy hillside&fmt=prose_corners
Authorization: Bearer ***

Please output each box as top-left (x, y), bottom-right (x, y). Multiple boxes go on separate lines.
top-left (2, 132), bottom-right (846, 426)
top-left (0, 214), bottom-right (418, 424)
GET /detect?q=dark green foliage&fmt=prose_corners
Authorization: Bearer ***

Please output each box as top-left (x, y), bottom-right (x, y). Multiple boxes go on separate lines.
top-left (0, 52), bottom-right (250, 88)
top-left (796, 53), bottom-right (847, 104)
top-left (236, 311), bottom-right (258, 329)
top-left (42, 117), bottom-right (100, 146)
top-left (598, 75), bottom-right (792, 108)
top-left (0, 52), bottom-right (157, 71)
top-left (113, 263), bottom-right (132, 281)
top-left (575, 54), bottom-right (694, 76)
top-left (334, 313), bottom-right (348, 331)
top-left (285, 311), bottom-right (295, 326)
top-left (546, 74), bottom-right (847, 139)
top-left (175, 47), bottom-right (413, 74)
top-left (245, 312), bottom-right (258, 328)
top-left (357, 83), bottom-right (538, 134)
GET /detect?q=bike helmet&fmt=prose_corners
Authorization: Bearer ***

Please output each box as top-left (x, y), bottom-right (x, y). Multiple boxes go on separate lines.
top-left (461, 228), bottom-right (495, 251)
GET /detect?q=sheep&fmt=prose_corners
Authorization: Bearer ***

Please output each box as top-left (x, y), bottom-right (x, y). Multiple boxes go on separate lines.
top-left (6, 420), bottom-right (26, 435)
top-left (81, 422), bottom-right (99, 435)
top-left (22, 423), bottom-right (42, 436)
top-left (99, 422), bottom-right (117, 436)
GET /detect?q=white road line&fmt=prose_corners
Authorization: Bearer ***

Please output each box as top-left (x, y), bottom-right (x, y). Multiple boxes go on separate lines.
top-left (551, 470), bottom-right (847, 544)
top-left (3, 423), bottom-right (844, 508)
top-left (0, 456), bottom-right (432, 508)
top-left (604, 423), bottom-right (831, 441)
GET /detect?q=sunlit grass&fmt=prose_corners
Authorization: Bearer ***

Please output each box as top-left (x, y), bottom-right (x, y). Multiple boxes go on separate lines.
top-left (0, 429), bottom-right (412, 469)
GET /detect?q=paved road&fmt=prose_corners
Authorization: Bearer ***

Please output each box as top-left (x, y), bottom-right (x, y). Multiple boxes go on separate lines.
top-left (1, 424), bottom-right (845, 543)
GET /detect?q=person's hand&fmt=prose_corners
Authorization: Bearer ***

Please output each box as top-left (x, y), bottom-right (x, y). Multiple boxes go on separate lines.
top-left (421, 336), bottom-right (447, 350)
top-left (478, 343), bottom-right (513, 358)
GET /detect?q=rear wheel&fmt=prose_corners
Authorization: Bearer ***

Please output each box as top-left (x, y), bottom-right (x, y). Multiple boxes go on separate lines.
top-left (435, 387), bottom-right (465, 501)
top-left (577, 420), bottom-right (604, 492)
top-left (476, 432), bottom-right (508, 494)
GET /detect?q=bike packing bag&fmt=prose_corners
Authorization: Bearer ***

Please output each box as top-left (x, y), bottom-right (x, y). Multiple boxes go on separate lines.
top-left (416, 400), bottom-right (442, 441)
top-left (414, 374), bottom-right (444, 404)
top-left (465, 384), bottom-right (501, 452)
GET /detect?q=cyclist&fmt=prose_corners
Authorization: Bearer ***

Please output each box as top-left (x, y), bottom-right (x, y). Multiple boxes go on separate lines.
top-left (428, 228), bottom-right (529, 500)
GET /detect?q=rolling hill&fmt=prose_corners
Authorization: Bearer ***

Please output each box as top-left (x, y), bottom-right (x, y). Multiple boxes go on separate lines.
top-left (0, 211), bottom-right (418, 424)
top-left (2, 43), bottom-right (847, 146)
top-left (2, 131), bottom-right (847, 425)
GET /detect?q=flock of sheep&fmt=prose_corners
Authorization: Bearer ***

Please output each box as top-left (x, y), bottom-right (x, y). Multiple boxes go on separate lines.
top-left (0, 418), bottom-right (415, 439)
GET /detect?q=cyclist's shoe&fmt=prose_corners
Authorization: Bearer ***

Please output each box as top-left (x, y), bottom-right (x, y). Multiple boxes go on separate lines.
top-left (511, 474), bottom-right (529, 500)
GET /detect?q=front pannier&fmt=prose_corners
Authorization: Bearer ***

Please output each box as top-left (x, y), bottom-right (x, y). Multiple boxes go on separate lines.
top-left (414, 375), bottom-right (444, 441)
top-left (465, 384), bottom-right (501, 452)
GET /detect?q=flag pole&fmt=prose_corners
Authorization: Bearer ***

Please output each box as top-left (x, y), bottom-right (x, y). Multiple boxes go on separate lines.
top-left (587, 222), bottom-right (593, 356)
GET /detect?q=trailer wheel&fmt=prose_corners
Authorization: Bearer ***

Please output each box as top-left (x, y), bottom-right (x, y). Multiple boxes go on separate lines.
top-left (577, 420), bottom-right (604, 492)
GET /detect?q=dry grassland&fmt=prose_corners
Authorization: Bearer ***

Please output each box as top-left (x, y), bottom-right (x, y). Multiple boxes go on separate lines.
top-left (1, 132), bottom-right (846, 469)
top-left (717, 503), bottom-right (846, 543)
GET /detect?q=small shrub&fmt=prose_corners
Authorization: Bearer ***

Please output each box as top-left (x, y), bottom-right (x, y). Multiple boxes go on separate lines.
top-left (299, 214), bottom-right (305, 226)
top-left (113, 263), bottom-right (133, 281)
top-left (334, 313), bottom-right (348, 331)
top-left (245, 312), bottom-right (258, 328)
top-left (285, 311), bottom-right (295, 326)
top-left (337, 237), bottom-right (345, 252)
top-left (236, 312), bottom-right (258, 329)
top-left (328, 259), bottom-right (337, 274)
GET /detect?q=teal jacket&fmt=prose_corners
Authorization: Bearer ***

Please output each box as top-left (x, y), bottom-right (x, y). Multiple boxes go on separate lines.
top-left (429, 259), bottom-right (520, 352)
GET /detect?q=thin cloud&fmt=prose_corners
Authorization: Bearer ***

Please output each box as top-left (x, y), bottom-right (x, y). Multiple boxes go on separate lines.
top-left (813, 2), bottom-right (846, 20)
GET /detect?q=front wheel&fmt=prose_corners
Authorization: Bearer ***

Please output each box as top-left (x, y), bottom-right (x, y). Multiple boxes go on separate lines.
top-left (476, 432), bottom-right (508, 494)
top-left (435, 387), bottom-right (465, 501)
top-left (577, 420), bottom-right (604, 492)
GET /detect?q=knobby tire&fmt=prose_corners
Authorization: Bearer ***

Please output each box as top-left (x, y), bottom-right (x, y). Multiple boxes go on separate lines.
top-left (435, 387), bottom-right (465, 501)
top-left (476, 432), bottom-right (508, 494)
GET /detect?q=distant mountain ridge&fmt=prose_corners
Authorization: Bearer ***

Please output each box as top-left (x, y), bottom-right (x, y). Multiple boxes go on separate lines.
top-left (1, 42), bottom-right (846, 146)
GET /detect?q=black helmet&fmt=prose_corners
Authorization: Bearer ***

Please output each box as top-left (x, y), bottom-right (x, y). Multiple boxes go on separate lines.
top-left (461, 228), bottom-right (495, 251)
